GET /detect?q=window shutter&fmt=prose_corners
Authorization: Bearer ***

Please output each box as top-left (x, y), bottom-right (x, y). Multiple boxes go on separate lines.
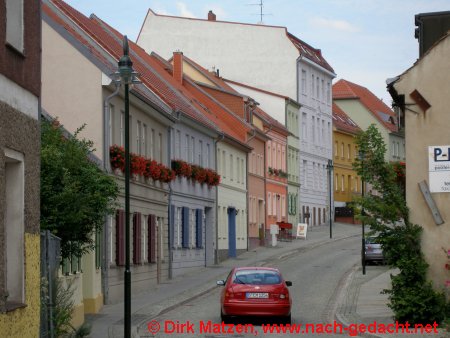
top-left (196, 209), bottom-right (203, 248)
top-left (115, 210), bottom-right (125, 266)
top-left (148, 214), bottom-right (156, 263)
top-left (182, 207), bottom-right (190, 248)
top-left (133, 213), bottom-right (142, 264)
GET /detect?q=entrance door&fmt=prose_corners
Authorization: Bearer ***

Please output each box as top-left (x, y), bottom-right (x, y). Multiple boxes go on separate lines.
top-left (228, 207), bottom-right (236, 257)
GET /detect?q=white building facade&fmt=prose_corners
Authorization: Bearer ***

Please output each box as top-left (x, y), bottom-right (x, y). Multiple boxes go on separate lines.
top-left (138, 10), bottom-right (335, 226)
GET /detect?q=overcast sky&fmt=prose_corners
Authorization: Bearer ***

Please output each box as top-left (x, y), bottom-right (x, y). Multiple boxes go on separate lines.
top-left (64, 0), bottom-right (449, 104)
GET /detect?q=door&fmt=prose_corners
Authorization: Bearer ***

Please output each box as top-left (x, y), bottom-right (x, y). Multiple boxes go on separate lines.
top-left (228, 207), bottom-right (236, 258)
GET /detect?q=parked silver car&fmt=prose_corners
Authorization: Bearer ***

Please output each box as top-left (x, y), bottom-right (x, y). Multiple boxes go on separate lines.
top-left (364, 237), bottom-right (384, 264)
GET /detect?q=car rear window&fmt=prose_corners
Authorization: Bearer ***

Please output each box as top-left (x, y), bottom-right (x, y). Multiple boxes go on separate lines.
top-left (233, 270), bottom-right (281, 285)
top-left (365, 237), bottom-right (380, 244)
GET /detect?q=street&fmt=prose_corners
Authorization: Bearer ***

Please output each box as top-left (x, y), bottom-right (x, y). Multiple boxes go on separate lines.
top-left (143, 236), bottom-right (360, 337)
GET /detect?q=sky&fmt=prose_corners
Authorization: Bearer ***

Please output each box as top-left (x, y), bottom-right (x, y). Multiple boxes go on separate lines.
top-left (64, 0), bottom-right (450, 104)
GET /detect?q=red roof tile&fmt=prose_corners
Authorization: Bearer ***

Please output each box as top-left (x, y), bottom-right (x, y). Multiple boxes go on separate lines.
top-left (333, 79), bottom-right (397, 132)
top-left (332, 103), bottom-right (361, 135)
top-left (48, 0), bottom-right (222, 134)
top-left (287, 33), bottom-right (335, 74)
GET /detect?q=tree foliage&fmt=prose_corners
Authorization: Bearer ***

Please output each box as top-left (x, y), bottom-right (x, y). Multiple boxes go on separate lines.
top-left (41, 118), bottom-right (119, 259)
top-left (353, 124), bottom-right (448, 325)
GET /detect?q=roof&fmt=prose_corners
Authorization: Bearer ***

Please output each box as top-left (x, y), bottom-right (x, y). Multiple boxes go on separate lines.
top-left (140, 8), bottom-right (334, 75)
top-left (45, 0), bottom-right (223, 134)
top-left (253, 107), bottom-right (289, 136)
top-left (332, 103), bottom-right (361, 135)
top-left (287, 33), bottom-right (335, 74)
top-left (332, 79), bottom-right (398, 132)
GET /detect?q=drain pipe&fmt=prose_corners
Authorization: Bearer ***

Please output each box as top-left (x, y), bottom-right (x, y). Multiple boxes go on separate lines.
top-left (102, 83), bottom-right (120, 304)
top-left (168, 111), bottom-right (181, 279)
top-left (214, 132), bottom-right (225, 264)
top-left (245, 128), bottom-right (257, 251)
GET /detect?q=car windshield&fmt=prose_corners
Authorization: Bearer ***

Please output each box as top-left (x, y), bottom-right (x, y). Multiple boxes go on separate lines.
top-left (233, 270), bottom-right (281, 285)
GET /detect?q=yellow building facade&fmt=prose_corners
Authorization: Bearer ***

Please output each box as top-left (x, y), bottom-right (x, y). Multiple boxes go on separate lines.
top-left (332, 103), bottom-right (362, 205)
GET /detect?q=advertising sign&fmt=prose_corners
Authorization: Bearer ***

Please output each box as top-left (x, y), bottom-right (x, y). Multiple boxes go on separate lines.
top-left (296, 223), bottom-right (308, 239)
top-left (428, 145), bottom-right (450, 193)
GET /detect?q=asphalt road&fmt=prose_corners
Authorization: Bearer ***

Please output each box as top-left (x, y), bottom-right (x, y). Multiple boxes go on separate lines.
top-left (145, 236), bottom-right (360, 338)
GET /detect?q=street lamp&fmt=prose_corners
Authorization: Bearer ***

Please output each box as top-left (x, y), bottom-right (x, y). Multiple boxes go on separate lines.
top-left (326, 159), bottom-right (333, 239)
top-left (359, 151), bottom-right (366, 275)
top-left (116, 36), bottom-right (140, 338)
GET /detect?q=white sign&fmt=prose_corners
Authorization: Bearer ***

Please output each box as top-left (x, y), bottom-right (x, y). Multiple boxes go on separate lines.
top-left (296, 223), bottom-right (308, 239)
top-left (270, 224), bottom-right (279, 235)
top-left (428, 145), bottom-right (450, 193)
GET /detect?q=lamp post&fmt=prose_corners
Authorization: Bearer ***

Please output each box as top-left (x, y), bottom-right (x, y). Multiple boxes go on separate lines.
top-left (116, 36), bottom-right (139, 338)
top-left (359, 151), bottom-right (366, 275)
top-left (326, 159), bottom-right (333, 239)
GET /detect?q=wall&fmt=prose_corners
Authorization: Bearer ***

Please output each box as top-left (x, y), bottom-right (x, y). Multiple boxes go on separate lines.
top-left (393, 34), bottom-right (450, 292)
top-left (41, 21), bottom-right (104, 160)
top-left (138, 11), bottom-right (299, 99)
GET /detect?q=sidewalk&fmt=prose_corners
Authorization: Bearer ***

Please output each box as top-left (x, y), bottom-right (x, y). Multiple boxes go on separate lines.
top-left (86, 222), bottom-right (360, 337)
top-left (336, 265), bottom-right (449, 338)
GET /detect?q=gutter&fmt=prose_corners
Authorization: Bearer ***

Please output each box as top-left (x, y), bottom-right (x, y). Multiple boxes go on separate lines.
top-left (102, 82), bottom-right (120, 305)
top-left (214, 132), bottom-right (225, 264)
top-left (168, 110), bottom-right (181, 279)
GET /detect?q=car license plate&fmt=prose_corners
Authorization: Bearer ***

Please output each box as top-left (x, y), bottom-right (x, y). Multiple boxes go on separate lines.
top-left (246, 292), bottom-right (269, 299)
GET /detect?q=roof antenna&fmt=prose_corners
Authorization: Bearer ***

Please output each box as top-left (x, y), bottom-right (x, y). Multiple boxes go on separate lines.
top-left (247, 0), bottom-right (272, 24)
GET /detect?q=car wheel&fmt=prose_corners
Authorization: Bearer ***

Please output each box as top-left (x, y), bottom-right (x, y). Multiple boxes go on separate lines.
top-left (220, 310), bottom-right (229, 324)
top-left (281, 314), bottom-right (291, 324)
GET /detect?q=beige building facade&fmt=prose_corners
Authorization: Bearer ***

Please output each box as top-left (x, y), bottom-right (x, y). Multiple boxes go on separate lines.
top-left (390, 31), bottom-right (450, 293)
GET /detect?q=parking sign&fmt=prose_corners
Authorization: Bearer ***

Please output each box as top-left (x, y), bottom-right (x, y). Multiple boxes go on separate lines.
top-left (429, 145), bottom-right (450, 192)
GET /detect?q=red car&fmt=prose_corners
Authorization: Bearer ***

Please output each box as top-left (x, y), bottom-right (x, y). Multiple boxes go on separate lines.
top-left (217, 267), bottom-right (292, 323)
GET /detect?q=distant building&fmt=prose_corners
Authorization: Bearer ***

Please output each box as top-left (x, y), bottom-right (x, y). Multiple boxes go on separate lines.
top-left (0, 0), bottom-right (41, 336)
top-left (138, 9), bottom-right (335, 226)
top-left (331, 103), bottom-right (361, 207)
top-left (333, 79), bottom-right (405, 164)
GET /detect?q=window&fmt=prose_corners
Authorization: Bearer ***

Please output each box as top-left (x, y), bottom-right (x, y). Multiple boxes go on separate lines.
top-left (175, 130), bottom-right (180, 158)
top-left (190, 209), bottom-right (196, 248)
top-left (120, 111), bottom-right (124, 146)
top-left (334, 141), bottom-right (338, 156)
top-left (302, 113), bottom-right (307, 140)
top-left (182, 207), bottom-right (189, 248)
top-left (311, 74), bottom-right (315, 97)
top-left (341, 143), bottom-right (345, 158)
top-left (199, 140), bottom-right (203, 165)
top-left (267, 142), bottom-right (271, 167)
top-left (327, 82), bottom-right (331, 103)
top-left (206, 143), bottom-right (210, 167)
top-left (316, 77), bottom-right (320, 98)
top-left (109, 104), bottom-right (114, 146)
top-left (301, 70), bottom-right (307, 95)
top-left (115, 210), bottom-right (125, 266)
top-left (150, 129), bottom-right (155, 159)
top-left (148, 214), bottom-right (156, 262)
top-left (136, 121), bottom-right (141, 154)
top-left (312, 117), bottom-right (315, 142)
top-left (335, 174), bottom-right (339, 191)
top-left (176, 207), bottom-right (182, 248)
top-left (348, 144), bottom-right (351, 159)
top-left (281, 195), bottom-right (286, 217)
top-left (268, 193), bottom-right (272, 215)
top-left (237, 157), bottom-right (240, 183)
top-left (341, 175), bottom-right (345, 192)
top-left (230, 154), bottom-right (234, 181)
top-left (191, 136), bottom-right (195, 163)
top-left (143, 124), bottom-right (147, 157)
top-left (6, 0), bottom-right (24, 53)
top-left (4, 148), bottom-right (25, 304)
top-left (195, 209), bottom-right (203, 248)
top-left (185, 134), bottom-right (189, 162)
top-left (321, 79), bottom-right (325, 102)
top-left (133, 213), bottom-right (142, 264)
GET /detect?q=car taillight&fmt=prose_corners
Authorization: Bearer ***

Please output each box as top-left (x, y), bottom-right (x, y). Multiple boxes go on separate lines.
top-left (225, 291), bottom-right (234, 299)
top-left (279, 294), bottom-right (287, 299)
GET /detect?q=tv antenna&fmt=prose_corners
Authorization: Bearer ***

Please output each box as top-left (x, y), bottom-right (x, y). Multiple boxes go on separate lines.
top-left (247, 0), bottom-right (272, 24)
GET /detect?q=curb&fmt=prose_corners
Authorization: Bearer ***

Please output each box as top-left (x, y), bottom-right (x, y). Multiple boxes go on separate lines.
top-left (103, 229), bottom-right (360, 337)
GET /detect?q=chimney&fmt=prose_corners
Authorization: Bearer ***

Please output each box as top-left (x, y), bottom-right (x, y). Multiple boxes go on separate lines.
top-left (208, 10), bottom-right (216, 21)
top-left (172, 51), bottom-right (183, 84)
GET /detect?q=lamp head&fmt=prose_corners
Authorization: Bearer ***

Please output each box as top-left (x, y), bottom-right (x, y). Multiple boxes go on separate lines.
top-left (118, 36), bottom-right (133, 84)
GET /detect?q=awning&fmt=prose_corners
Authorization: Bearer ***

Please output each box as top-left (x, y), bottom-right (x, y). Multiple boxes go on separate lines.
top-left (276, 221), bottom-right (292, 229)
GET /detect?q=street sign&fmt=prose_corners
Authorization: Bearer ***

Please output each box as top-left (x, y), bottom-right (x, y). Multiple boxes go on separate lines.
top-left (428, 145), bottom-right (450, 193)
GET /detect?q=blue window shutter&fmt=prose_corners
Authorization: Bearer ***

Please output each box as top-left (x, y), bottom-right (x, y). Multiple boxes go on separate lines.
top-left (182, 207), bottom-right (189, 248)
top-left (169, 205), bottom-right (175, 248)
top-left (196, 209), bottom-right (203, 248)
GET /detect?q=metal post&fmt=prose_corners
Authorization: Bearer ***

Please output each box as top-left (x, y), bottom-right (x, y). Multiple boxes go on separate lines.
top-left (327, 159), bottom-right (333, 239)
top-left (124, 81), bottom-right (131, 337)
top-left (361, 174), bottom-right (366, 275)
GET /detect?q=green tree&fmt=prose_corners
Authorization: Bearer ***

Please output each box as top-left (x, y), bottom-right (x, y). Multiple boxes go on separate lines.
top-left (41, 118), bottom-right (119, 259)
top-left (353, 124), bottom-right (447, 325)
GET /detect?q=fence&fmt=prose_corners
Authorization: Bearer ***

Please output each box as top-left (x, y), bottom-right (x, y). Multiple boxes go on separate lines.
top-left (40, 230), bottom-right (61, 338)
